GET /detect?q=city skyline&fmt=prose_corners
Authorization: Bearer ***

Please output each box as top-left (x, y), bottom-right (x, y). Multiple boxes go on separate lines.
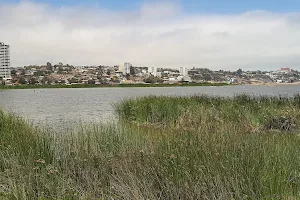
top-left (1, 1), bottom-right (300, 70)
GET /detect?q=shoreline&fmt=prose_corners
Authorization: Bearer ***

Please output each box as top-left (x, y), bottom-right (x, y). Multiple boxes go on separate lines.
top-left (1, 82), bottom-right (299, 90)
top-left (249, 82), bottom-right (300, 86)
top-left (0, 82), bottom-right (228, 89)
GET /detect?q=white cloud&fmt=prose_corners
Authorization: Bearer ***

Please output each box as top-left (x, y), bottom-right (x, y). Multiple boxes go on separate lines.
top-left (1, 1), bottom-right (300, 70)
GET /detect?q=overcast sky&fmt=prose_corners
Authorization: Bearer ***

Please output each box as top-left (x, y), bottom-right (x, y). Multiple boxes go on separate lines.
top-left (1, 0), bottom-right (300, 70)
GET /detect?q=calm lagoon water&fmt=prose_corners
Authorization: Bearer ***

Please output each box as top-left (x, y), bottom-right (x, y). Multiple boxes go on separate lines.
top-left (1, 85), bottom-right (300, 130)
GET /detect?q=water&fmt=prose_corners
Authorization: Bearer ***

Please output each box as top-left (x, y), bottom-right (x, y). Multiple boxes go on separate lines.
top-left (1, 85), bottom-right (300, 129)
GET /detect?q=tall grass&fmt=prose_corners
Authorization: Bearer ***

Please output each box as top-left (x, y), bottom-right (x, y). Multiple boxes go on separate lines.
top-left (2, 95), bottom-right (300, 199)
top-left (115, 94), bottom-right (300, 132)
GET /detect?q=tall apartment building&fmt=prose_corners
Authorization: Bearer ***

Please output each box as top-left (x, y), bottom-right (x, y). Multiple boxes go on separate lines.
top-left (0, 42), bottom-right (11, 79)
top-left (119, 62), bottom-right (132, 75)
top-left (180, 66), bottom-right (188, 77)
top-left (148, 66), bottom-right (157, 77)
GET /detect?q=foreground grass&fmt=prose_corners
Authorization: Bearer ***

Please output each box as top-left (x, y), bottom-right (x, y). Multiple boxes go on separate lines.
top-left (2, 95), bottom-right (300, 199)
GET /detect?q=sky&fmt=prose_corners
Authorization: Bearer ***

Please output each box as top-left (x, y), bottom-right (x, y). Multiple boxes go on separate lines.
top-left (1, 0), bottom-right (300, 70)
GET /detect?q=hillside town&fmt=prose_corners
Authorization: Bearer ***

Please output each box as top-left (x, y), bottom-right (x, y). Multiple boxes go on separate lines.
top-left (1, 62), bottom-right (300, 86)
top-left (1, 42), bottom-right (300, 86)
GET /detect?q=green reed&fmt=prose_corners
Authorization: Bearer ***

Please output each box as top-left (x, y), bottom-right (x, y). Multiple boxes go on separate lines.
top-left (1, 95), bottom-right (300, 199)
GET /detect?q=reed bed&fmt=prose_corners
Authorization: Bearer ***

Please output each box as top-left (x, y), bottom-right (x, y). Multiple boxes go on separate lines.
top-left (115, 94), bottom-right (300, 131)
top-left (1, 95), bottom-right (300, 199)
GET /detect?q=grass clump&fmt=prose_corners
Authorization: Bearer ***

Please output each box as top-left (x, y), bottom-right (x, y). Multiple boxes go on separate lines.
top-left (2, 95), bottom-right (300, 199)
top-left (116, 94), bottom-right (300, 133)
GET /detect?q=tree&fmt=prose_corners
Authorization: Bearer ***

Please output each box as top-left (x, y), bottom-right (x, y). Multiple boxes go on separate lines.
top-left (69, 77), bottom-right (78, 84)
top-left (19, 77), bottom-right (26, 84)
top-left (47, 62), bottom-right (52, 67)
top-left (144, 75), bottom-right (161, 84)
top-left (111, 77), bottom-right (120, 83)
top-left (41, 76), bottom-right (51, 85)
top-left (11, 69), bottom-right (17, 76)
top-left (125, 73), bottom-right (131, 80)
top-left (236, 68), bottom-right (243, 76)
top-left (29, 77), bottom-right (37, 85)
top-left (97, 75), bottom-right (106, 84)
top-left (46, 62), bottom-right (53, 71)
top-left (34, 71), bottom-right (45, 77)
top-left (202, 74), bottom-right (212, 81)
top-left (57, 67), bottom-right (65, 74)
top-left (88, 79), bottom-right (95, 85)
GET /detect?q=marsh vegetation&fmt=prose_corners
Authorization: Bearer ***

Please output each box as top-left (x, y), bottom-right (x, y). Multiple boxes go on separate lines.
top-left (1, 95), bottom-right (300, 199)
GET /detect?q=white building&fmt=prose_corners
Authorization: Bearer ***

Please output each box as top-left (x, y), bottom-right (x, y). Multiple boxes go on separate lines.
top-left (180, 66), bottom-right (188, 77)
top-left (177, 75), bottom-right (192, 82)
top-left (0, 42), bottom-right (11, 79)
top-left (148, 66), bottom-right (157, 76)
top-left (119, 62), bottom-right (132, 75)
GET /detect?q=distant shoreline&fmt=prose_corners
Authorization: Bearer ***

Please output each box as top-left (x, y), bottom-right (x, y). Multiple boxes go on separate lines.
top-left (249, 82), bottom-right (300, 86)
top-left (0, 82), bottom-right (228, 89)
top-left (2, 82), bottom-right (299, 90)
